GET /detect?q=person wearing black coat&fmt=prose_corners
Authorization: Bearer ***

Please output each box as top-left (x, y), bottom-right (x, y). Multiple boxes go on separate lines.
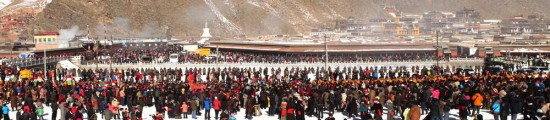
top-left (500, 93), bottom-right (511, 120)
top-left (347, 97), bottom-right (358, 118)
top-left (510, 92), bottom-right (522, 120)
top-left (371, 100), bottom-right (383, 120)
top-left (458, 96), bottom-right (469, 120)
top-left (268, 93), bottom-right (278, 116)
top-left (245, 97), bottom-right (254, 119)
top-left (21, 111), bottom-right (30, 120)
top-left (307, 96), bottom-right (316, 117)
top-left (327, 92), bottom-right (335, 115)
top-left (51, 101), bottom-right (58, 120)
top-left (316, 92), bottom-right (325, 118)
top-left (31, 111), bottom-right (37, 120)
top-left (524, 94), bottom-right (538, 120)
top-left (286, 97), bottom-right (297, 120)
top-left (24, 96), bottom-right (33, 107)
top-left (295, 102), bottom-right (305, 120)
top-left (395, 93), bottom-right (403, 116)
top-left (334, 90), bottom-right (342, 112)
top-left (87, 104), bottom-right (96, 120)
top-left (429, 99), bottom-right (441, 120)
top-left (15, 109), bottom-right (22, 120)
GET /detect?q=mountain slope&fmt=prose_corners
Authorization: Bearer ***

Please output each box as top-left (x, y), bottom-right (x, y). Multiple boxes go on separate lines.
top-left (27, 0), bottom-right (550, 38)
top-left (1, 0), bottom-right (51, 15)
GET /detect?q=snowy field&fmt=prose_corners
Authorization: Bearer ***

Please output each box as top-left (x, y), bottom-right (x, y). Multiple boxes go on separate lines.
top-left (8, 103), bottom-right (526, 120)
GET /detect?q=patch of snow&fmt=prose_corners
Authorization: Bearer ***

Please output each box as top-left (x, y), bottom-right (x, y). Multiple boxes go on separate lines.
top-left (16, 0), bottom-right (40, 7)
top-left (246, 0), bottom-right (262, 8)
top-left (0, 0), bottom-right (12, 10)
top-left (1, 0), bottom-right (51, 15)
top-left (247, 0), bottom-right (281, 18)
top-left (203, 0), bottom-right (242, 35)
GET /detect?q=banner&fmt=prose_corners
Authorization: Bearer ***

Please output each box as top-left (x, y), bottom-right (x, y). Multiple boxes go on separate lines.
top-left (197, 48), bottom-right (211, 56)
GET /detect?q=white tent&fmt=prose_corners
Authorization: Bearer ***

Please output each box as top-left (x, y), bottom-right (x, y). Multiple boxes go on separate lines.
top-left (57, 60), bottom-right (79, 69)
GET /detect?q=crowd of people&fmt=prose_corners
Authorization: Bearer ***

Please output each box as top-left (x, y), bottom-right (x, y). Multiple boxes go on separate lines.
top-left (0, 59), bottom-right (549, 120)
top-left (88, 45), bottom-right (439, 64)
top-left (2, 45), bottom-right (442, 65)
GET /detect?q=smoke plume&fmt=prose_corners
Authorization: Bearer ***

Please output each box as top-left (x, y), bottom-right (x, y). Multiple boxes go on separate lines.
top-left (58, 26), bottom-right (83, 48)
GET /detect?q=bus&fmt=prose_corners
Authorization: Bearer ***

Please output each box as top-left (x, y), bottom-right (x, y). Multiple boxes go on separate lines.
top-left (169, 53), bottom-right (179, 63)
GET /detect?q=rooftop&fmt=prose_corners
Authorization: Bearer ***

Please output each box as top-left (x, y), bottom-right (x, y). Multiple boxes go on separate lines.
top-left (34, 31), bottom-right (59, 35)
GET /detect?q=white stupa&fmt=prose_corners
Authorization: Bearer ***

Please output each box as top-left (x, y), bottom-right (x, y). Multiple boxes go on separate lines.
top-left (198, 22), bottom-right (212, 44)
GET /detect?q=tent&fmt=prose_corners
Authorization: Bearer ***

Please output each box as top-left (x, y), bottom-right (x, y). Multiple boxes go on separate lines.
top-left (57, 60), bottom-right (79, 69)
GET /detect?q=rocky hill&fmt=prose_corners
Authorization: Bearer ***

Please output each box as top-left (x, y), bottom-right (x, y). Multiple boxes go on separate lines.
top-left (22, 0), bottom-right (550, 38)
top-left (0, 0), bottom-right (50, 14)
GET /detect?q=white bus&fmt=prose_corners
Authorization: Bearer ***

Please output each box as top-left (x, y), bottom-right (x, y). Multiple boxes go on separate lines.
top-left (169, 53), bottom-right (179, 63)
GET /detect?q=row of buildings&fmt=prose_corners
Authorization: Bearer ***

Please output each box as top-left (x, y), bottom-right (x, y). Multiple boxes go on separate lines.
top-left (329, 8), bottom-right (550, 37)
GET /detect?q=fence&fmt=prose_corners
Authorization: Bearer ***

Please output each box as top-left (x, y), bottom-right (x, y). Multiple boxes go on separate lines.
top-left (5, 56), bottom-right (68, 67)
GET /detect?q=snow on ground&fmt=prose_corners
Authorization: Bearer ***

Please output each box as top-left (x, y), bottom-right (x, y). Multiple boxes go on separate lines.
top-left (0, 0), bottom-right (12, 9)
top-left (7, 103), bottom-right (527, 120)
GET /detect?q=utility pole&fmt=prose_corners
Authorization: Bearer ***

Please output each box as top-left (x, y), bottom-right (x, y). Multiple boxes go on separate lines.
top-left (43, 49), bottom-right (46, 76)
top-left (433, 30), bottom-right (441, 76)
top-left (110, 35), bottom-right (113, 70)
top-left (324, 34), bottom-right (328, 80)
top-left (216, 46), bottom-right (220, 67)
top-left (436, 31), bottom-right (439, 68)
top-left (95, 38), bottom-right (98, 70)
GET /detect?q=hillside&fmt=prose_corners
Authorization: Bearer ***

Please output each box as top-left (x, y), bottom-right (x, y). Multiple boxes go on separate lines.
top-left (1, 0), bottom-right (50, 14)
top-left (24, 0), bottom-right (550, 38)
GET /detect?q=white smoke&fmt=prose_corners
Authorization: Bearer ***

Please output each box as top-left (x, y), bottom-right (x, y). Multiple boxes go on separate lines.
top-left (94, 17), bottom-right (132, 37)
top-left (58, 26), bottom-right (83, 48)
top-left (138, 22), bottom-right (158, 37)
top-left (113, 17), bottom-right (131, 34)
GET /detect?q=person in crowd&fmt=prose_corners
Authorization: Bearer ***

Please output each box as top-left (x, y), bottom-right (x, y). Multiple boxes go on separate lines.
top-left (181, 101), bottom-right (189, 119)
top-left (492, 99), bottom-right (502, 120)
top-left (385, 99), bottom-right (395, 120)
top-left (359, 101), bottom-right (371, 120)
top-left (372, 98), bottom-right (383, 120)
top-left (471, 91), bottom-right (484, 116)
top-left (36, 103), bottom-right (44, 120)
top-left (2, 104), bottom-right (8, 120)
top-left (325, 113), bottom-right (336, 120)
top-left (191, 99), bottom-right (198, 119)
top-left (220, 110), bottom-right (229, 120)
top-left (204, 96), bottom-right (212, 119)
top-left (409, 104), bottom-right (422, 120)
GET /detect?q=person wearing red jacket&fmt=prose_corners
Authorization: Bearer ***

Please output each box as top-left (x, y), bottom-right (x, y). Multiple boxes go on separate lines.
top-left (213, 97), bottom-right (222, 119)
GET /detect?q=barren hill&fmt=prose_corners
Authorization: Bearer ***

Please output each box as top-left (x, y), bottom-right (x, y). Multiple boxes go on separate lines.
top-left (27, 0), bottom-right (550, 38)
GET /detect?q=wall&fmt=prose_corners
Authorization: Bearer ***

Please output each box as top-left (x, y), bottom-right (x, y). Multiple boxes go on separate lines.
top-left (33, 35), bottom-right (58, 44)
top-left (35, 44), bottom-right (59, 50)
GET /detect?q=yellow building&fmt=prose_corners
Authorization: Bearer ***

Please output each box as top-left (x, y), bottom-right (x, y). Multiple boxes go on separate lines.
top-left (33, 32), bottom-right (59, 44)
top-left (33, 32), bottom-right (60, 50)
top-left (395, 26), bottom-right (420, 36)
